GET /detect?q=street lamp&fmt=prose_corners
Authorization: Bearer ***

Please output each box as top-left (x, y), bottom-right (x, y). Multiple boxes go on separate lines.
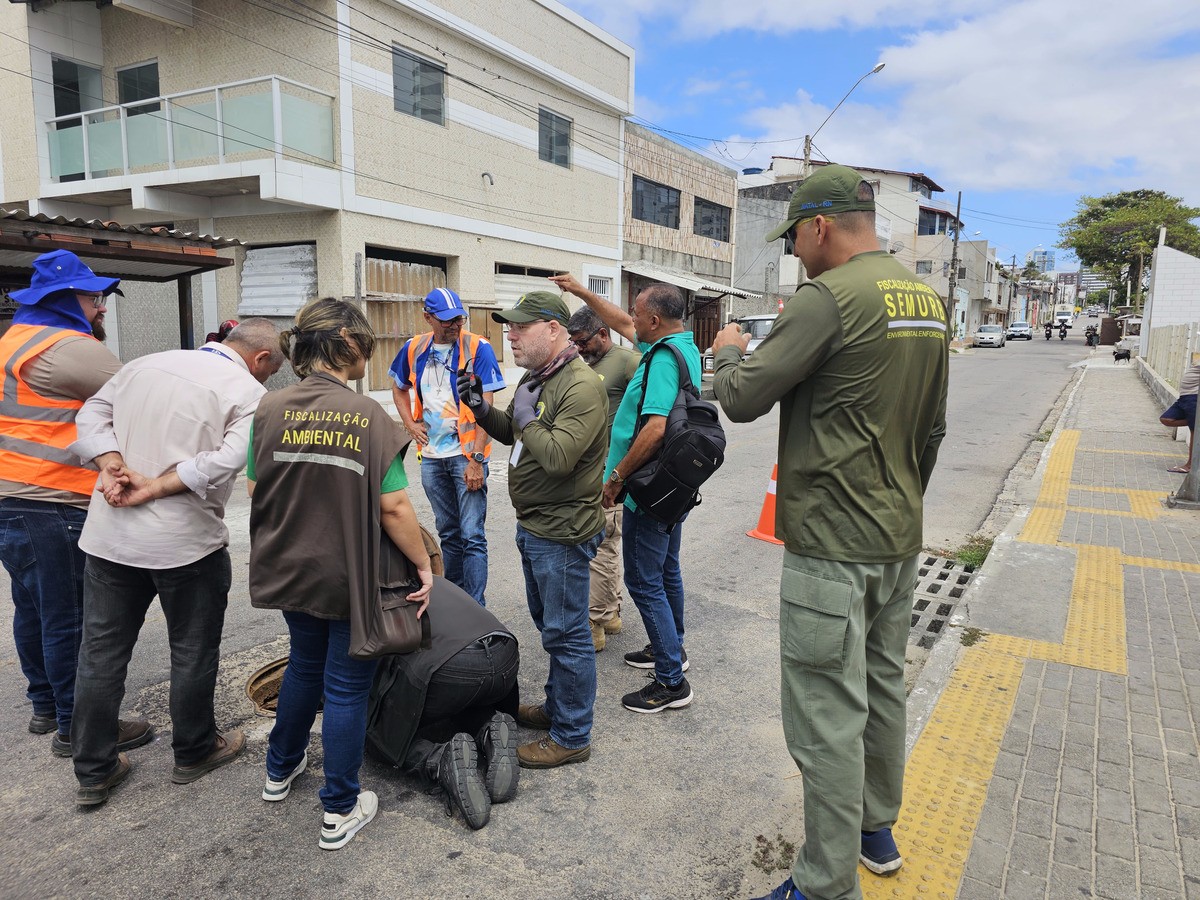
top-left (802, 63), bottom-right (885, 177)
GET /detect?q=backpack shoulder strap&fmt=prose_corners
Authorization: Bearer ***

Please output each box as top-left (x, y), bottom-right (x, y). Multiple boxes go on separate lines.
top-left (633, 339), bottom-right (696, 426)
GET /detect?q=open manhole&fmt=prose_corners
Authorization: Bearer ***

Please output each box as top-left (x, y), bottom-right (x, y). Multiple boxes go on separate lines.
top-left (909, 555), bottom-right (975, 650)
top-left (245, 526), bottom-right (444, 716)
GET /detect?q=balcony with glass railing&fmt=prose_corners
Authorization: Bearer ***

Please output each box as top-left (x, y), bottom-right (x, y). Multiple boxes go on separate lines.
top-left (46, 76), bottom-right (335, 183)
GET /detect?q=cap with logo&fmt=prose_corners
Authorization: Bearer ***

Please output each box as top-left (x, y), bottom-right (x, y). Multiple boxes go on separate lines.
top-left (10, 249), bottom-right (121, 305)
top-left (423, 288), bottom-right (466, 321)
top-left (492, 291), bottom-right (570, 325)
top-left (764, 164), bottom-right (876, 243)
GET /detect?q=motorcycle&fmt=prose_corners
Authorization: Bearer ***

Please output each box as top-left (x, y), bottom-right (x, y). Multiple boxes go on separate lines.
top-left (1044, 325), bottom-right (1053, 341)
top-left (1084, 325), bottom-right (1099, 347)
top-left (1059, 325), bottom-right (1068, 341)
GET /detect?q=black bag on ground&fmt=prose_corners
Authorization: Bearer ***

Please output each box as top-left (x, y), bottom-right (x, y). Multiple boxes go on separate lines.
top-left (623, 342), bottom-right (726, 526)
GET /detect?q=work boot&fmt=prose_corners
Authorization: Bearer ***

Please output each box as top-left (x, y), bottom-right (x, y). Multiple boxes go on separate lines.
top-left (590, 621), bottom-right (606, 652)
top-left (433, 733), bottom-right (490, 830)
top-left (517, 736), bottom-right (590, 769)
top-left (171, 729), bottom-right (246, 784)
top-left (52, 719), bottom-right (155, 758)
top-left (516, 703), bottom-right (551, 730)
top-left (29, 713), bottom-right (57, 735)
top-left (76, 753), bottom-right (131, 807)
top-left (602, 615), bottom-right (623, 635)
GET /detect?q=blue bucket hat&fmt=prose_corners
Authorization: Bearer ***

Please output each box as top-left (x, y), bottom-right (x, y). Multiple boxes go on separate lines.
top-left (422, 288), bottom-right (466, 321)
top-left (10, 249), bottom-right (120, 305)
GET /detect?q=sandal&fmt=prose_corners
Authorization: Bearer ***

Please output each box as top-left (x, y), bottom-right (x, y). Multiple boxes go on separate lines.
top-left (1168, 465), bottom-right (1190, 474)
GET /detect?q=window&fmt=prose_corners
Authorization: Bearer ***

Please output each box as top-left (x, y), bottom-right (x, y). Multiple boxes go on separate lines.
top-left (693, 197), bottom-right (731, 242)
top-left (393, 47), bottom-right (444, 125)
top-left (118, 61), bottom-right (159, 115)
top-left (958, 266), bottom-right (967, 280)
top-left (538, 108), bottom-right (571, 168)
top-left (915, 260), bottom-right (933, 275)
top-left (909, 177), bottom-right (932, 199)
top-left (587, 276), bottom-right (612, 301)
top-left (632, 176), bottom-right (680, 229)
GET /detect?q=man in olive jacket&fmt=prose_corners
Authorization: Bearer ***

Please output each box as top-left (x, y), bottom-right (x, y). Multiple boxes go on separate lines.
top-left (714, 165), bottom-right (948, 900)
top-left (457, 291), bottom-right (607, 769)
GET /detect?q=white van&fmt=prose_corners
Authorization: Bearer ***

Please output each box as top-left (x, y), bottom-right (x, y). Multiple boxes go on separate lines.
top-left (1054, 312), bottom-right (1073, 329)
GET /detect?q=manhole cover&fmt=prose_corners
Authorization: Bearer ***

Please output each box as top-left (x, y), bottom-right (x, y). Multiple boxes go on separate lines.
top-left (909, 555), bottom-right (974, 649)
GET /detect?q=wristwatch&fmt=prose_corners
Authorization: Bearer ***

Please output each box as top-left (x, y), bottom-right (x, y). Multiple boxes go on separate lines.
top-left (470, 451), bottom-right (485, 463)
top-left (608, 468), bottom-right (624, 484)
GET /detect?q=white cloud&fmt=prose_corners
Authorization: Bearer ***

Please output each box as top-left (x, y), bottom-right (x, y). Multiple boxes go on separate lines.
top-left (709, 0), bottom-right (1200, 204)
top-left (684, 77), bottom-right (724, 96)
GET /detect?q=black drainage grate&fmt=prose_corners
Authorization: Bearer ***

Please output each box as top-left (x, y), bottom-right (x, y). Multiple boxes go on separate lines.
top-left (909, 555), bottom-right (975, 649)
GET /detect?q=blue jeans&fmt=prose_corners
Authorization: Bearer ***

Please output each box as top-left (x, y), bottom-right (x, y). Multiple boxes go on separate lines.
top-left (422, 454), bottom-right (489, 605)
top-left (623, 507), bottom-right (687, 686)
top-left (73, 549), bottom-right (231, 784)
top-left (268, 612), bottom-right (378, 814)
top-left (515, 525), bottom-right (601, 749)
top-left (0, 498), bottom-right (87, 734)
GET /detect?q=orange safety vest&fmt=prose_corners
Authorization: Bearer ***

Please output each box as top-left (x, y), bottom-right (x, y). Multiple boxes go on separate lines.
top-left (0, 324), bottom-right (100, 496)
top-left (404, 331), bottom-right (491, 460)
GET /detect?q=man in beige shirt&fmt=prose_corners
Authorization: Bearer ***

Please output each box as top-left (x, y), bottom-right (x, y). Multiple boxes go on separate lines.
top-left (66, 319), bottom-right (282, 807)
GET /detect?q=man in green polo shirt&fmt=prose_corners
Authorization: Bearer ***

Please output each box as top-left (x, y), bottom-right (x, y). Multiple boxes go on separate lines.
top-left (712, 165), bottom-right (949, 900)
top-left (550, 274), bottom-right (700, 716)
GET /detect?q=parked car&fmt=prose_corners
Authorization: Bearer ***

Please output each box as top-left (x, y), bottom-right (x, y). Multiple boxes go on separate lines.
top-left (1006, 321), bottom-right (1033, 340)
top-left (702, 314), bottom-right (778, 372)
top-left (972, 324), bottom-right (1006, 348)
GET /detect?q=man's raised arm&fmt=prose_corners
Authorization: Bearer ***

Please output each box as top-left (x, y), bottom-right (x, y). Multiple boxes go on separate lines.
top-left (548, 274), bottom-right (636, 345)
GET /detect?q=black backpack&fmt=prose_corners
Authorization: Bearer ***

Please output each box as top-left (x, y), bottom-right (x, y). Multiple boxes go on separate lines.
top-left (623, 342), bottom-right (726, 526)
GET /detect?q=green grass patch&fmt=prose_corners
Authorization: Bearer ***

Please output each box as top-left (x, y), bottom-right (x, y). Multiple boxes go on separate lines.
top-left (952, 534), bottom-right (993, 570)
top-left (1033, 428), bottom-right (1053, 442)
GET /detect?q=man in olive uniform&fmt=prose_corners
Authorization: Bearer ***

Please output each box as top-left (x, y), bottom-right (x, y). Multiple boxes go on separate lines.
top-left (712, 165), bottom-right (948, 900)
top-left (566, 303), bottom-right (641, 652)
top-left (457, 291), bottom-right (607, 769)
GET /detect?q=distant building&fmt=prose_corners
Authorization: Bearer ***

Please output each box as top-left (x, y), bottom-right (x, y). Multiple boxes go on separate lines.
top-left (1026, 247), bottom-right (1056, 273)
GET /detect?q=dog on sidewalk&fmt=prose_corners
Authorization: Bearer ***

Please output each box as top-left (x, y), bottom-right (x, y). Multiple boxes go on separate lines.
top-left (1113, 348), bottom-right (1131, 363)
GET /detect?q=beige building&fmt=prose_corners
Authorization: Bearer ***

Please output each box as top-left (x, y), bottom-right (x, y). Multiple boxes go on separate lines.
top-left (620, 123), bottom-right (754, 352)
top-left (736, 158), bottom-right (1001, 340)
top-left (0, 0), bottom-right (632, 385)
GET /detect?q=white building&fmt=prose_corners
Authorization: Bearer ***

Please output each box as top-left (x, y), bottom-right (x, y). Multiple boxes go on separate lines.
top-left (0, 0), bottom-right (632, 386)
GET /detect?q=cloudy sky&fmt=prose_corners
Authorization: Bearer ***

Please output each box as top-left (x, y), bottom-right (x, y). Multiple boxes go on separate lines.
top-left (563, 0), bottom-right (1200, 272)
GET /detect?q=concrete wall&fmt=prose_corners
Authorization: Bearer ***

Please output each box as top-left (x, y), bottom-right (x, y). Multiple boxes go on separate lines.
top-left (1145, 245), bottom-right (1200, 341)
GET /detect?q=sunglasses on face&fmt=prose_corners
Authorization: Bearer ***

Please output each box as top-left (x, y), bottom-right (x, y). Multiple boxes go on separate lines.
top-left (571, 328), bottom-right (600, 348)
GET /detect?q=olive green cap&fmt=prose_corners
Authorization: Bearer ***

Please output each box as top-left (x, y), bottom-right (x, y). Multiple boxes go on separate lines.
top-left (764, 164), bottom-right (876, 243)
top-left (492, 291), bottom-right (570, 325)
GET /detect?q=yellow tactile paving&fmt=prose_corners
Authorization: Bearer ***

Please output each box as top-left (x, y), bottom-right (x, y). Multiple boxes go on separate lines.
top-left (861, 648), bottom-right (1025, 900)
top-left (1081, 448), bottom-right (1179, 457)
top-left (1018, 429), bottom-right (1078, 544)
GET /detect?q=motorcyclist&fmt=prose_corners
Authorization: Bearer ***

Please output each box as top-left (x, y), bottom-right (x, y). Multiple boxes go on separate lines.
top-left (1045, 323), bottom-right (1053, 340)
top-left (1059, 323), bottom-right (1068, 340)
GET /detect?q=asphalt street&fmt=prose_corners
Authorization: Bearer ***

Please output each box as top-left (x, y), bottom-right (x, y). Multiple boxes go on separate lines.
top-left (0, 330), bottom-right (1092, 898)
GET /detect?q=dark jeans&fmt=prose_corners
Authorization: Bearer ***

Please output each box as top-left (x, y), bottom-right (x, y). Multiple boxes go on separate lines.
top-left (422, 455), bottom-right (489, 605)
top-left (515, 525), bottom-right (601, 749)
top-left (267, 612), bottom-right (378, 814)
top-left (72, 549), bottom-right (231, 784)
top-left (403, 634), bottom-right (520, 776)
top-left (0, 498), bottom-right (87, 734)
top-left (623, 507), bottom-right (687, 686)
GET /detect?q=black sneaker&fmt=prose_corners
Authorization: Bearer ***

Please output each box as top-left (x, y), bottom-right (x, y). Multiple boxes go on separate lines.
top-left (29, 713), bottom-right (56, 735)
top-left (623, 643), bottom-right (689, 672)
top-left (435, 733), bottom-right (491, 830)
top-left (622, 677), bottom-right (693, 714)
top-left (476, 712), bottom-right (519, 804)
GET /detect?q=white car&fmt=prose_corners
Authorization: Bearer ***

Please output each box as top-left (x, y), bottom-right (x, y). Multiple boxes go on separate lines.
top-left (703, 314), bottom-right (778, 372)
top-left (972, 324), bottom-right (1006, 348)
top-left (1006, 321), bottom-right (1033, 340)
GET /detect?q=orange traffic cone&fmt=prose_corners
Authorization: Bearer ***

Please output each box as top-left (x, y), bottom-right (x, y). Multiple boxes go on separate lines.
top-left (747, 464), bottom-right (784, 545)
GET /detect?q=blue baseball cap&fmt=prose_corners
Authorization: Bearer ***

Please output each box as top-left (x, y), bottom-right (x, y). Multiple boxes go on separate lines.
top-left (10, 249), bottom-right (120, 305)
top-left (423, 288), bottom-right (466, 321)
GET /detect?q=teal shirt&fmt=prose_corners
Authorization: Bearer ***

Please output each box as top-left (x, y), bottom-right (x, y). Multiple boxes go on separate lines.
top-left (604, 332), bottom-right (702, 512)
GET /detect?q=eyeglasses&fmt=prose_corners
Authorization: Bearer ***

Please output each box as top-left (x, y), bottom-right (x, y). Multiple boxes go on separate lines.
top-left (571, 328), bottom-right (600, 348)
top-left (76, 291), bottom-right (107, 308)
top-left (427, 314), bottom-right (464, 325)
top-left (783, 214), bottom-right (836, 254)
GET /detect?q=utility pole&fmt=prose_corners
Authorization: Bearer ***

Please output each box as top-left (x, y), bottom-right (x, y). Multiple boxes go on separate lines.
top-left (802, 135), bottom-right (812, 178)
top-left (946, 191), bottom-right (963, 339)
top-left (1005, 253), bottom-right (1016, 323)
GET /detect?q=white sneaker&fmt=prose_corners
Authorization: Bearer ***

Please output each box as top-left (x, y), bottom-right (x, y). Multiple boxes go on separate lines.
top-left (262, 752), bottom-right (307, 802)
top-left (319, 791), bottom-right (378, 850)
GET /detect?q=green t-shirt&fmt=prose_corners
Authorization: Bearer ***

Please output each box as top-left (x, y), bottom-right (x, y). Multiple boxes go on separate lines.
top-left (604, 332), bottom-right (702, 512)
top-left (591, 345), bottom-right (642, 432)
top-left (247, 421), bottom-right (408, 491)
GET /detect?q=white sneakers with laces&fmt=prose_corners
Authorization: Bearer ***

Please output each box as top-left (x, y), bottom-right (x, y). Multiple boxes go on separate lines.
top-left (319, 791), bottom-right (379, 850)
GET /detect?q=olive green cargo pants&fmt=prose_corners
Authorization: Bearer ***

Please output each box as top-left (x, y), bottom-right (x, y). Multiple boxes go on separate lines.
top-left (780, 551), bottom-right (917, 900)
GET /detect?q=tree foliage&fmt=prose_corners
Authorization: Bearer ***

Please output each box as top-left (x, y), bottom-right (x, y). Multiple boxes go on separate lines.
top-left (1058, 190), bottom-right (1200, 293)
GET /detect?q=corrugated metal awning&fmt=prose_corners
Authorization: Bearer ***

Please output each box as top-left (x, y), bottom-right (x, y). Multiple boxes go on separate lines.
top-left (623, 260), bottom-right (759, 299)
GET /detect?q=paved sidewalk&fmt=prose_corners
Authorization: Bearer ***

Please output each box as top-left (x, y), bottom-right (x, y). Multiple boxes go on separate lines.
top-left (877, 356), bottom-right (1200, 899)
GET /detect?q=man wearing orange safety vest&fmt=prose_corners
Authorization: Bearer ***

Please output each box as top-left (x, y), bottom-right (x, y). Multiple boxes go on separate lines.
top-left (389, 288), bottom-right (505, 606)
top-left (0, 249), bottom-right (153, 758)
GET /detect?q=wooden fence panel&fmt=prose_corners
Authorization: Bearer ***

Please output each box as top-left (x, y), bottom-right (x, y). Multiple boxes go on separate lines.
top-left (364, 260), bottom-right (446, 390)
